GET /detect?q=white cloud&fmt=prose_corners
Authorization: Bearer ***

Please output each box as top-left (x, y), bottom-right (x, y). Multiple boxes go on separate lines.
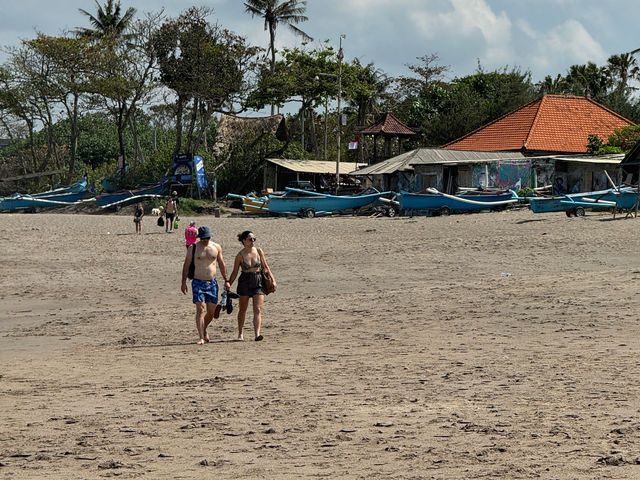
top-left (410, 0), bottom-right (513, 64)
top-left (517, 18), bottom-right (606, 76)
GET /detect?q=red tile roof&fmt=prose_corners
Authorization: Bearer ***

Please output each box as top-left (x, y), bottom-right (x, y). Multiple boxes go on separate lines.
top-left (360, 112), bottom-right (416, 136)
top-left (441, 95), bottom-right (635, 154)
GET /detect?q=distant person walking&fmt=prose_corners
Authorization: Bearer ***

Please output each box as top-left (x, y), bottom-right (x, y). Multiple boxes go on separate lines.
top-left (185, 220), bottom-right (198, 249)
top-left (164, 196), bottom-right (178, 233)
top-left (181, 226), bottom-right (230, 345)
top-left (133, 202), bottom-right (144, 235)
top-left (228, 230), bottom-right (274, 341)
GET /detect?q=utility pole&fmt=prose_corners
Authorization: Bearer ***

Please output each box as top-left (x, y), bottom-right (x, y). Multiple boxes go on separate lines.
top-left (335, 34), bottom-right (345, 195)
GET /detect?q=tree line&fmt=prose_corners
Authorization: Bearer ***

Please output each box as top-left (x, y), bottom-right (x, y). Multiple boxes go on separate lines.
top-left (1, 0), bottom-right (639, 195)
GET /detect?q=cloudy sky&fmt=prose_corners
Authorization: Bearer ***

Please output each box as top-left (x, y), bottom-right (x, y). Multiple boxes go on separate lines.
top-left (1, 0), bottom-right (637, 84)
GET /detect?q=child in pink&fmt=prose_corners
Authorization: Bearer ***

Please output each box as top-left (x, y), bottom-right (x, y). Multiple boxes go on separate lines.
top-left (185, 221), bottom-right (198, 249)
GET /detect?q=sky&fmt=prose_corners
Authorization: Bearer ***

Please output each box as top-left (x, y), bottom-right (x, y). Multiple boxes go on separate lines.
top-left (0, 0), bottom-right (638, 88)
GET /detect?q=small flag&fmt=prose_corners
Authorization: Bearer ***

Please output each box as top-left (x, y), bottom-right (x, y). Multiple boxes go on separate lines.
top-left (348, 137), bottom-right (359, 150)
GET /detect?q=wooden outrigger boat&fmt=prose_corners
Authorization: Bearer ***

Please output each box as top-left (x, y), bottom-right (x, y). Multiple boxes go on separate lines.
top-left (227, 192), bottom-right (270, 213)
top-left (528, 187), bottom-right (639, 216)
top-left (96, 180), bottom-right (169, 209)
top-left (0, 179), bottom-right (90, 212)
top-left (399, 188), bottom-right (519, 215)
top-left (265, 187), bottom-right (392, 217)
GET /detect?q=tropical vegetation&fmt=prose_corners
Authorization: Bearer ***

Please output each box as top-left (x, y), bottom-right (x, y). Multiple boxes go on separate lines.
top-left (1, 0), bottom-right (640, 196)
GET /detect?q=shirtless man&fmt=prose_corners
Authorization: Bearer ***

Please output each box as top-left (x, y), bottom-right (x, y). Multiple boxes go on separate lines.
top-left (164, 196), bottom-right (178, 233)
top-left (181, 226), bottom-right (230, 344)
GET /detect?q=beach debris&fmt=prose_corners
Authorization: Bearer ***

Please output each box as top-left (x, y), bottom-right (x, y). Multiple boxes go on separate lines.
top-left (98, 459), bottom-right (123, 469)
top-left (597, 455), bottom-right (625, 466)
top-left (500, 272), bottom-right (512, 277)
top-left (199, 459), bottom-right (209, 466)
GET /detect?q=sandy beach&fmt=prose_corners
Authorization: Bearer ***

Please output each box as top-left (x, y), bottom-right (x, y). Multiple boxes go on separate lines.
top-left (1, 208), bottom-right (640, 479)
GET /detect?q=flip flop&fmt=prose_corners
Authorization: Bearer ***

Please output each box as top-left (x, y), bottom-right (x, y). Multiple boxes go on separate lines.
top-left (227, 292), bottom-right (240, 299)
top-left (213, 303), bottom-right (222, 319)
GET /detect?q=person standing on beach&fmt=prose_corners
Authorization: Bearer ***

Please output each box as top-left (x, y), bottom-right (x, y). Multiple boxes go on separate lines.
top-left (181, 226), bottom-right (231, 345)
top-left (133, 202), bottom-right (144, 235)
top-left (185, 220), bottom-right (198, 249)
top-left (164, 196), bottom-right (178, 233)
top-left (227, 230), bottom-right (274, 341)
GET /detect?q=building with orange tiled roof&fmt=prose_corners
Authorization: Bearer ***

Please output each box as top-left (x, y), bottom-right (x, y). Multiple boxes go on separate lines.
top-left (441, 95), bottom-right (635, 155)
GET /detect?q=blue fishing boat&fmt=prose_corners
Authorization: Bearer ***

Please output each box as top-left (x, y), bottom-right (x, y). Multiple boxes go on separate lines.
top-left (265, 187), bottom-right (391, 217)
top-left (528, 187), bottom-right (639, 215)
top-left (0, 179), bottom-right (90, 212)
top-left (399, 188), bottom-right (518, 215)
top-left (31, 179), bottom-right (88, 197)
top-left (96, 180), bottom-right (169, 208)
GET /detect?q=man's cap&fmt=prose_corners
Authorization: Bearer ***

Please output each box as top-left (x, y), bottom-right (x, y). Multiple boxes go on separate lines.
top-left (197, 226), bottom-right (212, 239)
top-left (189, 220), bottom-right (196, 226)
top-left (172, 191), bottom-right (178, 195)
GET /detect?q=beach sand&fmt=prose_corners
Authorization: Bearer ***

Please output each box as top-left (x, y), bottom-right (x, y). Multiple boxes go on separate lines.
top-left (1, 208), bottom-right (640, 479)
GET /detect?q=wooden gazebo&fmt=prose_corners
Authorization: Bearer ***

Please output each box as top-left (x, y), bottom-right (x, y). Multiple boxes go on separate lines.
top-left (359, 112), bottom-right (416, 164)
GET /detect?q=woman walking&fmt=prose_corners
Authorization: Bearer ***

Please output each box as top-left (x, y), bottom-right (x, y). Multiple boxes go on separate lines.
top-left (228, 231), bottom-right (274, 341)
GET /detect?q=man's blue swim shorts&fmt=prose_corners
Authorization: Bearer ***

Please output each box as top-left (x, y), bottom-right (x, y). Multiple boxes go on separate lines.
top-left (191, 278), bottom-right (219, 304)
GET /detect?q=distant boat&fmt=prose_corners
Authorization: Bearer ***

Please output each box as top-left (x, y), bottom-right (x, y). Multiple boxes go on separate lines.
top-left (528, 187), bottom-right (639, 215)
top-left (399, 188), bottom-right (518, 215)
top-left (227, 192), bottom-right (270, 213)
top-left (266, 187), bottom-right (391, 217)
top-left (96, 180), bottom-right (169, 209)
top-left (0, 179), bottom-right (90, 212)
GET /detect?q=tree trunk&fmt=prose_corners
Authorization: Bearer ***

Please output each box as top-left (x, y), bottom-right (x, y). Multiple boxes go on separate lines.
top-left (174, 96), bottom-right (185, 156)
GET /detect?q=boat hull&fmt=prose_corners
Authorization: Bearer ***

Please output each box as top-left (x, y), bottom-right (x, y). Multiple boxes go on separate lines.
top-left (0, 191), bottom-right (88, 211)
top-left (529, 188), bottom-right (638, 213)
top-left (267, 191), bottom-right (388, 215)
top-left (399, 191), bottom-right (517, 211)
top-left (96, 181), bottom-right (168, 208)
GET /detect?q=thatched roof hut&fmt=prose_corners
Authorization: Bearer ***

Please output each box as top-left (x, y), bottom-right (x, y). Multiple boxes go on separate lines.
top-left (213, 114), bottom-right (288, 155)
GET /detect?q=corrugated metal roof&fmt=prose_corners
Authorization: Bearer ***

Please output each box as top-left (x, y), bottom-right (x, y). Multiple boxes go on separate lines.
top-left (407, 149), bottom-right (526, 165)
top-left (349, 149), bottom-right (418, 175)
top-left (551, 154), bottom-right (624, 164)
top-left (350, 148), bottom-right (527, 175)
top-left (266, 158), bottom-right (366, 175)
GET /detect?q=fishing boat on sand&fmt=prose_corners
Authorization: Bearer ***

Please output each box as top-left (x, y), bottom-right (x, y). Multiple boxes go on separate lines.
top-left (528, 186), bottom-right (639, 216)
top-left (227, 192), bottom-right (270, 213)
top-left (399, 188), bottom-right (519, 215)
top-left (265, 187), bottom-right (392, 217)
top-left (0, 179), bottom-right (90, 212)
top-left (96, 180), bottom-right (169, 209)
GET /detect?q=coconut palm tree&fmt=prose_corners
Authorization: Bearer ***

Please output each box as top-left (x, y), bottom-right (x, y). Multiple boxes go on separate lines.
top-left (607, 52), bottom-right (639, 93)
top-left (244, 0), bottom-right (312, 113)
top-left (76, 0), bottom-right (137, 40)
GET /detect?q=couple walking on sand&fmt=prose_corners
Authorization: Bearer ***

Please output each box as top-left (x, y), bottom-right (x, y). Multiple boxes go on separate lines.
top-left (180, 226), bottom-right (275, 344)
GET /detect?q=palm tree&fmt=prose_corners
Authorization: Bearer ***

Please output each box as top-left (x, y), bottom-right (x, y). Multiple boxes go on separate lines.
top-left (76, 0), bottom-right (137, 40)
top-left (244, 0), bottom-right (313, 113)
top-left (607, 52), bottom-right (639, 93)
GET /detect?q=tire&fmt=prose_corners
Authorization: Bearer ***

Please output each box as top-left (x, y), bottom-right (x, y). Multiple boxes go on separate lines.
top-left (304, 208), bottom-right (315, 218)
top-left (386, 206), bottom-right (397, 217)
top-left (575, 206), bottom-right (585, 217)
top-left (440, 206), bottom-right (451, 216)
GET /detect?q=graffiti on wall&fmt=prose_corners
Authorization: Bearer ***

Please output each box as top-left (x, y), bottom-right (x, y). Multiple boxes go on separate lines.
top-left (472, 161), bottom-right (531, 189)
top-left (397, 172), bottom-right (422, 192)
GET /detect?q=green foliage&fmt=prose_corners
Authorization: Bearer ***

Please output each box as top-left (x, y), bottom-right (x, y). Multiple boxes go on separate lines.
top-left (586, 134), bottom-right (604, 154)
top-left (517, 187), bottom-right (535, 197)
top-left (606, 125), bottom-right (640, 151)
top-left (595, 145), bottom-right (624, 155)
top-left (405, 65), bottom-right (537, 146)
